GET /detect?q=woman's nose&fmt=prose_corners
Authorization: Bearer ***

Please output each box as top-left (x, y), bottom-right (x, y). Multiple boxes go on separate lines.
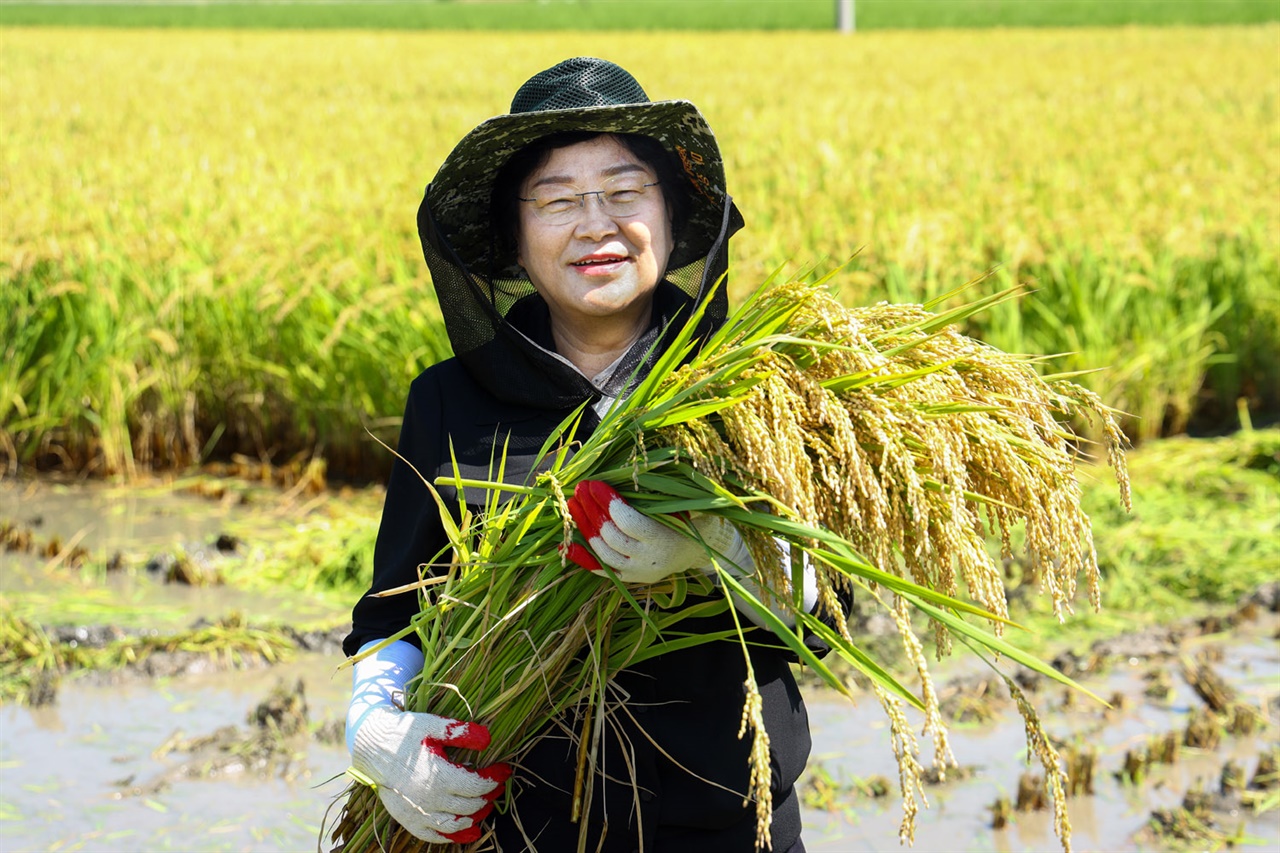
top-left (573, 194), bottom-right (618, 239)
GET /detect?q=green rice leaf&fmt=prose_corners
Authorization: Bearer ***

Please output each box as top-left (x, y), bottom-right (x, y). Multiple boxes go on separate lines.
top-left (794, 611), bottom-right (925, 711)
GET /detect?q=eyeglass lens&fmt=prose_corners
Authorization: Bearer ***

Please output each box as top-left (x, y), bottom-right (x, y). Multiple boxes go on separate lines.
top-left (521, 178), bottom-right (659, 224)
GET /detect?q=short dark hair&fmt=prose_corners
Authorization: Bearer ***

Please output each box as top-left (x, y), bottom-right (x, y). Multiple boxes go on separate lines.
top-left (490, 131), bottom-right (690, 275)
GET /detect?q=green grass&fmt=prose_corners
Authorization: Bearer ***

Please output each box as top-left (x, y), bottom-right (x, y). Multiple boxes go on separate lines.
top-left (859, 0), bottom-right (1280, 28)
top-left (1, 0), bottom-right (1276, 31)
top-left (1007, 428), bottom-right (1280, 649)
top-left (8, 239), bottom-right (1276, 478)
top-left (6, 233), bottom-right (1276, 478)
top-left (4, 256), bottom-right (451, 477)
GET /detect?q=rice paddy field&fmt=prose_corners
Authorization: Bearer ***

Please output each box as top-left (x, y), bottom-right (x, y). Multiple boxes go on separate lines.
top-left (2, 22), bottom-right (1278, 478)
top-left (3, 15), bottom-right (1279, 852)
top-left (3, 0), bottom-right (1277, 31)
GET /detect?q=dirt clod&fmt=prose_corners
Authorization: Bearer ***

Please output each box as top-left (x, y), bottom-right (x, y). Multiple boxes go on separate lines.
top-left (1142, 784), bottom-right (1236, 848)
top-left (1220, 759), bottom-right (1246, 795)
top-left (128, 679), bottom-right (316, 796)
top-left (1014, 772), bottom-right (1048, 812)
top-left (1148, 730), bottom-right (1181, 765)
top-left (1250, 749), bottom-right (1278, 791)
top-left (249, 678), bottom-right (308, 737)
top-left (921, 764), bottom-right (977, 785)
top-left (1092, 626), bottom-right (1186, 661)
top-left (26, 670), bottom-right (58, 707)
top-left (1181, 658), bottom-right (1235, 713)
top-left (1143, 667), bottom-right (1175, 702)
top-left (990, 795), bottom-right (1013, 829)
top-left (1184, 707), bottom-right (1223, 750)
top-left (1064, 744), bottom-right (1097, 796)
top-left (1117, 748), bottom-right (1147, 785)
top-left (1243, 581), bottom-right (1280, 613)
top-left (939, 675), bottom-right (1007, 724)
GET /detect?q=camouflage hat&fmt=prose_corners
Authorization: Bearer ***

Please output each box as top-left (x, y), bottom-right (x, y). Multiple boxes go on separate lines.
top-left (422, 56), bottom-right (733, 275)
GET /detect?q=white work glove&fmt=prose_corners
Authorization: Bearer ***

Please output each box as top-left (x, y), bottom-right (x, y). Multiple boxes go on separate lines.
top-left (563, 480), bottom-right (819, 629)
top-left (346, 640), bottom-right (510, 844)
top-left (565, 479), bottom-right (745, 584)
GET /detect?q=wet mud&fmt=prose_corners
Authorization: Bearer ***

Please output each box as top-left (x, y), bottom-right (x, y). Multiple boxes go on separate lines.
top-left (3, 618), bottom-right (1276, 852)
top-left (800, 597), bottom-right (1280, 852)
top-left (26, 618), bottom-right (349, 705)
top-left (2, 478), bottom-right (1279, 852)
top-left (1, 656), bottom-right (355, 853)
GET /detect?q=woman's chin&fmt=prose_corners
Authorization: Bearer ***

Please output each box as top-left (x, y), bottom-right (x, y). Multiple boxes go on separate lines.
top-left (577, 282), bottom-right (653, 317)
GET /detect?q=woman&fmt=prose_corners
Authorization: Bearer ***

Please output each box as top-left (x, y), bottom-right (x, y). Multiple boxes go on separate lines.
top-left (343, 57), bottom-right (824, 853)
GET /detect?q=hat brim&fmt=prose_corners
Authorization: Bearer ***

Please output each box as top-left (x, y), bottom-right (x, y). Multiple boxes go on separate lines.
top-left (423, 100), bottom-right (730, 276)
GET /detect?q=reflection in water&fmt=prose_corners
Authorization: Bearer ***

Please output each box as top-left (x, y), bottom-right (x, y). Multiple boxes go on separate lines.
top-left (22, 703), bottom-right (65, 735)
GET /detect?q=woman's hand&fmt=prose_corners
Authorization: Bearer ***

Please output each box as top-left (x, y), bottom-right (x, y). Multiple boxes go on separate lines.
top-left (349, 706), bottom-right (510, 844)
top-left (564, 481), bottom-right (820, 630)
top-left (564, 479), bottom-right (750, 583)
top-left (346, 640), bottom-right (510, 843)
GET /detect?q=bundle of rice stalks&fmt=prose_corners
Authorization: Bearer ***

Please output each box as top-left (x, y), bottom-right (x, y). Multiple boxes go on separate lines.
top-left (329, 275), bottom-right (1129, 853)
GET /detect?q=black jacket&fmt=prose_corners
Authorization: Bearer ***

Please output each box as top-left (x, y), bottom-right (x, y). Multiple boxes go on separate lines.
top-left (344, 346), bottom-right (814, 852)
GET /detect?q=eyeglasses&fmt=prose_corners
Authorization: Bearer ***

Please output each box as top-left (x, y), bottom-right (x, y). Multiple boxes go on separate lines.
top-left (518, 177), bottom-right (661, 226)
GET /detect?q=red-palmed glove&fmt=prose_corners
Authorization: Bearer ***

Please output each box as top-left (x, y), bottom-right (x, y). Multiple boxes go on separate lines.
top-left (350, 706), bottom-right (511, 843)
top-left (347, 640), bottom-right (510, 843)
top-left (565, 481), bottom-right (820, 630)
top-left (564, 479), bottom-right (752, 584)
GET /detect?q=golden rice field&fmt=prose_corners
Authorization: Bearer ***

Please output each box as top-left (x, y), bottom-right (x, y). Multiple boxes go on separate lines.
top-left (3, 26), bottom-right (1277, 477)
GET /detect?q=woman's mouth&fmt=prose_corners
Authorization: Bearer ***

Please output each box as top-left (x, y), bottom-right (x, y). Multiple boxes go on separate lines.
top-left (571, 254), bottom-right (630, 274)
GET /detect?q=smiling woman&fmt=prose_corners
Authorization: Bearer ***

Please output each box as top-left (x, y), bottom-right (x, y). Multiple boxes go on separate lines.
top-left (339, 56), bottom-right (828, 853)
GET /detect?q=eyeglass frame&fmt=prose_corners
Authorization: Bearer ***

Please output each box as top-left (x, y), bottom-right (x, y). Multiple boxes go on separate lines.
top-left (517, 179), bottom-right (662, 225)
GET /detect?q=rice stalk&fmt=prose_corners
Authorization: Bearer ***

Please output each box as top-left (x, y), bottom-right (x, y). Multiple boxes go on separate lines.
top-left (329, 275), bottom-right (1128, 853)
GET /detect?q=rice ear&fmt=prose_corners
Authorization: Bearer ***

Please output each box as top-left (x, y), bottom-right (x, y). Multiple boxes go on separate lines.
top-left (330, 276), bottom-right (1128, 853)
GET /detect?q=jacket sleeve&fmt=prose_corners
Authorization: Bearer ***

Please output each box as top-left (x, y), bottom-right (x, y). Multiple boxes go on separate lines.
top-left (802, 581), bottom-right (856, 661)
top-left (343, 372), bottom-right (449, 656)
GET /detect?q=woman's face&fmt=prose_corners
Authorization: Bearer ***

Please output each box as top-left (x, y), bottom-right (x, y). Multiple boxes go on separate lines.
top-left (516, 135), bottom-right (673, 339)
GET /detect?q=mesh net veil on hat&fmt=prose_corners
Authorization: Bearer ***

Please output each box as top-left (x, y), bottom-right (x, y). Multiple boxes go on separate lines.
top-left (417, 57), bottom-right (745, 412)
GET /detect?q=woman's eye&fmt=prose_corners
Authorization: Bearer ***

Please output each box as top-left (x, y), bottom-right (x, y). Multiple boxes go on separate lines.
top-left (608, 190), bottom-right (641, 204)
top-left (541, 197), bottom-right (578, 212)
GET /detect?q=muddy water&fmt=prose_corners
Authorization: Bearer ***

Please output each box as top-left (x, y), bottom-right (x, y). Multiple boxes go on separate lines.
top-left (0, 477), bottom-right (365, 629)
top-left (803, 639), bottom-right (1280, 851)
top-left (1, 478), bottom-right (239, 555)
top-left (2, 641), bottom-right (1277, 853)
top-left (1, 655), bottom-right (354, 853)
top-left (2, 478), bottom-right (1279, 852)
